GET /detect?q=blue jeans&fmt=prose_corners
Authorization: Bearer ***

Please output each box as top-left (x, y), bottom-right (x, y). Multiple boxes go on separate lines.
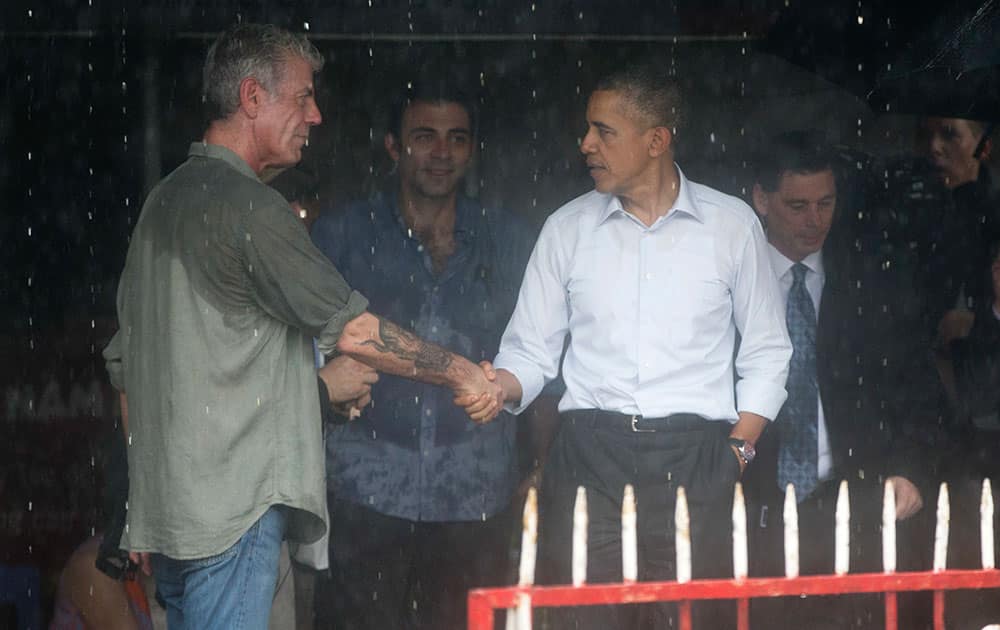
top-left (151, 506), bottom-right (287, 630)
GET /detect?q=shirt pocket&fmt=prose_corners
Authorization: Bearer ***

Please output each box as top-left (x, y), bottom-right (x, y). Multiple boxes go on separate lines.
top-left (660, 265), bottom-right (731, 349)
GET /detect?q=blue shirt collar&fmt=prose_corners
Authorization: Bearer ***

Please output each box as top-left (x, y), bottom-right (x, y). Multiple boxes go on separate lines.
top-left (377, 187), bottom-right (481, 247)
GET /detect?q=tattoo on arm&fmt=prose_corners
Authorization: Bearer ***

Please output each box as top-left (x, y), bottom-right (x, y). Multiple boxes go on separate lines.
top-left (359, 316), bottom-right (453, 372)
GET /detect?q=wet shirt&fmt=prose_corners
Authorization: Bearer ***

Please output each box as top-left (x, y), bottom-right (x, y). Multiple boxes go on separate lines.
top-left (311, 192), bottom-right (535, 521)
top-left (495, 167), bottom-right (791, 421)
top-left (103, 142), bottom-right (368, 559)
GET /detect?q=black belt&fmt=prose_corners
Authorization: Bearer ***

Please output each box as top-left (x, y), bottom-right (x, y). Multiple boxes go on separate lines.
top-left (561, 409), bottom-right (713, 433)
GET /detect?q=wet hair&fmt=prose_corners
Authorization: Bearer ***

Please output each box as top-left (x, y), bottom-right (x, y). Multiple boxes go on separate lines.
top-left (386, 74), bottom-right (478, 141)
top-left (202, 23), bottom-right (324, 123)
top-left (593, 60), bottom-right (683, 131)
top-left (754, 130), bottom-right (838, 192)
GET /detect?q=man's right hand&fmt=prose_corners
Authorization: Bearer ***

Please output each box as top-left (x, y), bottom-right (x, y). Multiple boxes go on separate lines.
top-left (318, 356), bottom-right (378, 413)
top-left (453, 361), bottom-right (505, 423)
top-left (129, 551), bottom-right (153, 576)
top-left (937, 309), bottom-right (975, 350)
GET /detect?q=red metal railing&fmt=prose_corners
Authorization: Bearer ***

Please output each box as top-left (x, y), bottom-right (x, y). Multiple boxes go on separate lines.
top-left (468, 569), bottom-right (1000, 630)
top-left (468, 480), bottom-right (1000, 630)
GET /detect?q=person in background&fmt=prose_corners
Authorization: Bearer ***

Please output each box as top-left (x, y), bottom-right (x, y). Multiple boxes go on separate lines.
top-left (916, 117), bottom-right (998, 335)
top-left (745, 130), bottom-right (944, 629)
top-left (311, 73), bottom-right (558, 630)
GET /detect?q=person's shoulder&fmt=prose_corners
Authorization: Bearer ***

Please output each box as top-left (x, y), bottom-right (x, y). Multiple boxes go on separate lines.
top-left (313, 196), bottom-right (384, 236)
top-left (688, 179), bottom-right (760, 230)
top-left (546, 189), bottom-right (610, 227)
top-left (467, 198), bottom-right (536, 241)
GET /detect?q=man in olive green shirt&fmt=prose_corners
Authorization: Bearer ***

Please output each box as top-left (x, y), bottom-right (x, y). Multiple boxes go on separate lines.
top-left (103, 24), bottom-right (502, 630)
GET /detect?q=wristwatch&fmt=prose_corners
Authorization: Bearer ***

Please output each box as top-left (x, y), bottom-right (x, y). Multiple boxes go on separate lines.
top-left (727, 437), bottom-right (756, 466)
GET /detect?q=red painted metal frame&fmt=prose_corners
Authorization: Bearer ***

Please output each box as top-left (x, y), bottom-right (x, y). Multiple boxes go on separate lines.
top-left (468, 569), bottom-right (1000, 630)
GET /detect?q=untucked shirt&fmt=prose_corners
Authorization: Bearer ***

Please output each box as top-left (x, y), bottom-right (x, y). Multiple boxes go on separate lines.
top-left (311, 191), bottom-right (535, 521)
top-left (104, 142), bottom-right (368, 559)
top-left (495, 166), bottom-right (791, 421)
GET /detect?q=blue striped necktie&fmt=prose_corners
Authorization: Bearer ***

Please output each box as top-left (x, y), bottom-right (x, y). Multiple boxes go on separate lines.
top-left (778, 262), bottom-right (819, 500)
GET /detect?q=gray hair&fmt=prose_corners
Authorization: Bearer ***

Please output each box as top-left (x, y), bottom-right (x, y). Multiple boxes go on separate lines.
top-left (202, 23), bottom-right (324, 122)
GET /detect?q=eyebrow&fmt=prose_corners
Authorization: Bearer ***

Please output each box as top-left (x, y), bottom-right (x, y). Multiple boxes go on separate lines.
top-left (407, 126), bottom-right (471, 135)
top-left (785, 194), bottom-right (837, 203)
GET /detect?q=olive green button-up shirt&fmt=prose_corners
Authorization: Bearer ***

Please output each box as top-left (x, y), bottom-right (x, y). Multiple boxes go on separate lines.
top-left (104, 142), bottom-right (367, 559)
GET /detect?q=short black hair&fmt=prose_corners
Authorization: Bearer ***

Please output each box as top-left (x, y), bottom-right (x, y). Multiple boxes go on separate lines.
top-left (593, 59), bottom-right (683, 131)
top-left (387, 74), bottom-right (478, 141)
top-left (754, 130), bottom-right (838, 192)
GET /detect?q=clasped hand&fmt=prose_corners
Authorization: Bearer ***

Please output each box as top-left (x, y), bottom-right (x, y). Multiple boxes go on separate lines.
top-left (453, 361), bottom-right (505, 424)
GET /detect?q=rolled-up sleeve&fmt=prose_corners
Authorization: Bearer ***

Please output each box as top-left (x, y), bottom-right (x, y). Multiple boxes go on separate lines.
top-left (731, 219), bottom-right (792, 420)
top-left (494, 217), bottom-right (569, 414)
top-left (242, 200), bottom-right (368, 355)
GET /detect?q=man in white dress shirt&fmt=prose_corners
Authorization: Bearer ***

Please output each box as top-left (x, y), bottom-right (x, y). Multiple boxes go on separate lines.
top-left (487, 61), bottom-right (792, 629)
top-left (745, 130), bottom-right (936, 629)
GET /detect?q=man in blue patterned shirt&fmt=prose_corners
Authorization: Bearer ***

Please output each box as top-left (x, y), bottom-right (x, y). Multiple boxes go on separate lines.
top-left (311, 76), bottom-right (544, 630)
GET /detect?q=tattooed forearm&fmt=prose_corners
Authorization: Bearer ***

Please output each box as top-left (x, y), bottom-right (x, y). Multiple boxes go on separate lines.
top-left (359, 316), bottom-right (453, 372)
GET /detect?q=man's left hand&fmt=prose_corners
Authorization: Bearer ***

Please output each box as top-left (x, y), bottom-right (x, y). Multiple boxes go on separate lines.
top-left (888, 475), bottom-right (923, 520)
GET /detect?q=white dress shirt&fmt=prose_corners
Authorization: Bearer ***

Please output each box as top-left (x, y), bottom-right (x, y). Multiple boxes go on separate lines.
top-left (495, 167), bottom-right (792, 422)
top-left (766, 245), bottom-right (833, 481)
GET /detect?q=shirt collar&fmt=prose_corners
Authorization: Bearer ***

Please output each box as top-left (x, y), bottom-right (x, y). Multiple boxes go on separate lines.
top-left (596, 163), bottom-right (704, 227)
top-left (767, 243), bottom-right (825, 280)
top-left (381, 186), bottom-right (480, 246)
top-left (188, 141), bottom-right (260, 182)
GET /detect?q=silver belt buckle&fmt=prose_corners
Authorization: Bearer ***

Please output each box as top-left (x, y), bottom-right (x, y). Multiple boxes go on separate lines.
top-left (630, 414), bottom-right (655, 432)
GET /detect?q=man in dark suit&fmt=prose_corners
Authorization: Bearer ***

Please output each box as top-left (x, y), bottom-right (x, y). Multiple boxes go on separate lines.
top-left (744, 131), bottom-right (945, 629)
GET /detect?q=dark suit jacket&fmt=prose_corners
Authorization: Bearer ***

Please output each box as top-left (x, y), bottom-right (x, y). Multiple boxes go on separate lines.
top-left (743, 234), bottom-right (948, 507)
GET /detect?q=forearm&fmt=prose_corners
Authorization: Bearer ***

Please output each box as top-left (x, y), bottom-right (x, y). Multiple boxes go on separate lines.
top-left (336, 312), bottom-right (477, 389)
top-left (730, 411), bottom-right (768, 444)
top-left (119, 392), bottom-right (129, 437)
top-left (496, 369), bottom-right (524, 407)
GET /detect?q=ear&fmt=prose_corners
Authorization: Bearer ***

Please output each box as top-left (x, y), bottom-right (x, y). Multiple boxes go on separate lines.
top-left (239, 77), bottom-right (265, 118)
top-left (647, 126), bottom-right (673, 158)
top-left (751, 184), bottom-right (769, 217)
top-left (384, 132), bottom-right (401, 163)
top-left (979, 137), bottom-right (993, 162)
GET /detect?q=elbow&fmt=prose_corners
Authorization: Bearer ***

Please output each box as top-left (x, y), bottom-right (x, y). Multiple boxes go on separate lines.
top-left (336, 312), bottom-right (373, 356)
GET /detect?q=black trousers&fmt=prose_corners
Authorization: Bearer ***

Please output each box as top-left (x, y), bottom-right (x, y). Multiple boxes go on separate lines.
top-left (747, 478), bottom-right (934, 630)
top-left (317, 496), bottom-right (511, 630)
top-left (536, 410), bottom-right (741, 630)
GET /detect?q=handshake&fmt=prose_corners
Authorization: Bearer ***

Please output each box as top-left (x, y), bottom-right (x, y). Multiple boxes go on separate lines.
top-left (317, 355), bottom-right (507, 424)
